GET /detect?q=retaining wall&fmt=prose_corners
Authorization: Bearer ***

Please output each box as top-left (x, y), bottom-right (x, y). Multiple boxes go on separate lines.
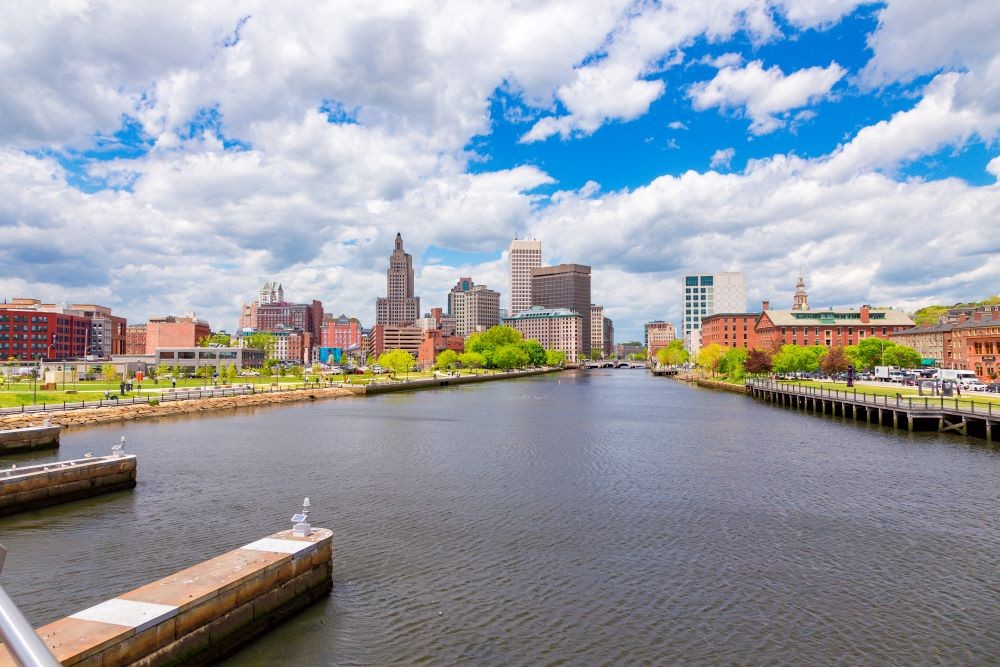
top-left (363, 367), bottom-right (561, 395)
top-left (0, 424), bottom-right (60, 455)
top-left (0, 454), bottom-right (136, 517)
top-left (0, 527), bottom-right (333, 666)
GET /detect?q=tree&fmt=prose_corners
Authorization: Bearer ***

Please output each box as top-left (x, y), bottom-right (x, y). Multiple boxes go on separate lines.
top-left (311, 362), bottom-right (322, 376)
top-left (378, 349), bottom-right (416, 378)
top-left (242, 332), bottom-right (278, 360)
top-left (198, 333), bottom-right (233, 347)
top-left (435, 349), bottom-right (459, 371)
top-left (458, 351), bottom-right (485, 371)
top-left (717, 348), bottom-right (749, 381)
top-left (519, 339), bottom-right (547, 366)
top-left (820, 346), bottom-right (850, 375)
top-left (745, 349), bottom-right (772, 375)
top-left (545, 350), bottom-right (566, 366)
top-left (883, 344), bottom-right (922, 368)
top-left (289, 364), bottom-right (304, 378)
top-left (467, 325), bottom-right (524, 368)
top-left (658, 339), bottom-right (689, 366)
top-left (696, 343), bottom-right (725, 376)
top-left (261, 358), bottom-right (276, 379)
top-left (492, 344), bottom-right (530, 371)
top-left (101, 363), bottom-right (117, 386)
top-left (588, 349), bottom-right (603, 360)
top-left (226, 363), bottom-right (238, 382)
top-left (856, 337), bottom-right (894, 369)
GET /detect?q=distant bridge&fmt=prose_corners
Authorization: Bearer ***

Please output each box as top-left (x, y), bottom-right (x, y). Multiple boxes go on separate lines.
top-left (582, 361), bottom-right (647, 369)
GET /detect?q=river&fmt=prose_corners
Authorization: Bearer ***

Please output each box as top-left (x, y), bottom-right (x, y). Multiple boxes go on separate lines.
top-left (1, 370), bottom-right (997, 665)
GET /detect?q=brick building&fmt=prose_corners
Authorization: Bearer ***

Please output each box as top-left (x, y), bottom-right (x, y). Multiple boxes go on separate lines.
top-left (950, 312), bottom-right (1000, 381)
top-left (701, 312), bottom-right (762, 350)
top-left (367, 324), bottom-right (423, 359)
top-left (125, 324), bottom-right (147, 355)
top-left (0, 298), bottom-right (126, 358)
top-left (0, 308), bottom-right (90, 360)
top-left (645, 321), bottom-right (676, 358)
top-left (755, 303), bottom-right (914, 350)
top-left (320, 314), bottom-right (362, 349)
top-left (145, 315), bottom-right (211, 354)
top-left (417, 329), bottom-right (465, 368)
top-left (889, 322), bottom-right (956, 367)
top-left (375, 233), bottom-right (420, 326)
top-left (503, 306), bottom-right (583, 362)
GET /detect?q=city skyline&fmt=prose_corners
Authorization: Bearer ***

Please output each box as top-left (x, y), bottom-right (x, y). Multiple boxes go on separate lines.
top-left (1, 2), bottom-right (998, 341)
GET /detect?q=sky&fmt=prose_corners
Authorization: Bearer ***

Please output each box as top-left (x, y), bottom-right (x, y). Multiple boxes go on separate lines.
top-left (1, 1), bottom-right (999, 342)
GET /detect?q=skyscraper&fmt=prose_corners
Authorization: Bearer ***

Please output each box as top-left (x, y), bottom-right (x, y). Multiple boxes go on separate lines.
top-left (448, 277), bottom-right (500, 336)
top-left (508, 238), bottom-right (541, 316)
top-left (376, 233), bottom-right (420, 326)
top-left (682, 271), bottom-right (745, 356)
top-left (531, 263), bottom-right (592, 353)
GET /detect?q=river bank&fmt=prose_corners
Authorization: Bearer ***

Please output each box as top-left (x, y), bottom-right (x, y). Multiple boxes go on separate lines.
top-left (673, 373), bottom-right (746, 394)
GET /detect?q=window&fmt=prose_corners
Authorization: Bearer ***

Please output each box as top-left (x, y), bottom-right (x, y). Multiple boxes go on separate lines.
top-left (701, 276), bottom-right (714, 286)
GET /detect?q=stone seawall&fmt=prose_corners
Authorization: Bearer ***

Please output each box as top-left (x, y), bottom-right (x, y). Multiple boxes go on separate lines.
top-left (363, 367), bottom-right (561, 395)
top-left (0, 454), bottom-right (137, 517)
top-left (0, 424), bottom-right (60, 454)
top-left (0, 527), bottom-right (333, 667)
top-left (0, 386), bottom-right (356, 433)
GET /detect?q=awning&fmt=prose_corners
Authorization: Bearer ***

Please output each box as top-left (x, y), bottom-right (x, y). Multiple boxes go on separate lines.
top-left (920, 358), bottom-right (936, 366)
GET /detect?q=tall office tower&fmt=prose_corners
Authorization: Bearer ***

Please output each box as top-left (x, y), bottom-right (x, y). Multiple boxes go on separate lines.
top-left (449, 278), bottom-right (500, 336)
top-left (376, 233), bottom-right (420, 326)
top-left (531, 263), bottom-right (592, 353)
top-left (682, 271), bottom-right (745, 356)
top-left (508, 238), bottom-right (542, 316)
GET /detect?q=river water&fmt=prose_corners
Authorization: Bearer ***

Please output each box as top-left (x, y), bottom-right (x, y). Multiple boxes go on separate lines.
top-left (1, 371), bottom-right (997, 665)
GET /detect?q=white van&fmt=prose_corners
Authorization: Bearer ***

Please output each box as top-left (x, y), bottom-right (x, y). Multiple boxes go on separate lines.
top-left (938, 369), bottom-right (986, 391)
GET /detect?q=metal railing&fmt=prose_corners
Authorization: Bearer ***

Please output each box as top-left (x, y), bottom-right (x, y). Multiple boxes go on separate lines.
top-left (747, 379), bottom-right (995, 417)
top-left (0, 545), bottom-right (61, 666)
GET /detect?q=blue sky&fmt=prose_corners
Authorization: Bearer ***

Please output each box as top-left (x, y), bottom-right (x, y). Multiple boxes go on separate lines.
top-left (1, 1), bottom-right (999, 342)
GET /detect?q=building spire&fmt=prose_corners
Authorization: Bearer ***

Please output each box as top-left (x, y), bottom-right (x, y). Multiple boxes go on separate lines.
top-left (394, 232), bottom-right (403, 251)
top-left (792, 273), bottom-right (809, 311)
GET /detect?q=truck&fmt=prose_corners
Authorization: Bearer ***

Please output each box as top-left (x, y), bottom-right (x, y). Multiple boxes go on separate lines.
top-left (874, 366), bottom-right (900, 381)
top-left (937, 369), bottom-right (986, 391)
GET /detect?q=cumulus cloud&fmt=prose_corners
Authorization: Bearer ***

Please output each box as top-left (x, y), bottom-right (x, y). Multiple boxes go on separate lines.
top-left (668, 120), bottom-right (689, 130)
top-left (710, 147), bottom-right (736, 169)
top-left (689, 60), bottom-right (845, 134)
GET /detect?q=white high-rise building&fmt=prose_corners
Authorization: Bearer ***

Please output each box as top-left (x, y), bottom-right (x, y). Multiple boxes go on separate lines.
top-left (507, 238), bottom-right (541, 316)
top-left (682, 271), bottom-right (745, 357)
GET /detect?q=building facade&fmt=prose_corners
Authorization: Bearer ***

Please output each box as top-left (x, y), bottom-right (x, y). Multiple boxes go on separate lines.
top-left (417, 329), bottom-right (465, 369)
top-left (503, 306), bottom-right (583, 362)
top-left (449, 279), bottom-right (500, 336)
top-left (950, 313), bottom-right (1000, 381)
top-left (682, 272), bottom-right (745, 356)
top-left (320, 314), bottom-right (362, 350)
top-left (375, 233), bottom-right (420, 326)
top-left (755, 304), bottom-right (915, 350)
top-left (531, 264), bottom-right (592, 354)
top-left (240, 282), bottom-right (323, 342)
top-left (70, 304), bottom-right (127, 357)
top-left (0, 309), bottom-right (90, 360)
top-left (507, 238), bottom-right (541, 316)
top-left (700, 312), bottom-right (762, 350)
top-left (590, 305), bottom-right (614, 357)
top-left (125, 324), bottom-right (147, 355)
top-left (645, 321), bottom-right (677, 357)
top-left (145, 315), bottom-right (211, 354)
top-left (367, 324), bottom-right (423, 359)
top-left (889, 322), bottom-right (956, 366)
top-left (155, 347), bottom-right (264, 372)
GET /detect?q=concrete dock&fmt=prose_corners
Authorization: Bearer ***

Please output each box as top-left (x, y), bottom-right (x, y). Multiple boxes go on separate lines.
top-left (0, 453), bottom-right (136, 517)
top-left (0, 527), bottom-right (333, 666)
top-left (0, 424), bottom-right (60, 455)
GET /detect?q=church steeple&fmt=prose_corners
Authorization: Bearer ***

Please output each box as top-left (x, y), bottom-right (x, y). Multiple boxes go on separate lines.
top-left (792, 273), bottom-right (809, 311)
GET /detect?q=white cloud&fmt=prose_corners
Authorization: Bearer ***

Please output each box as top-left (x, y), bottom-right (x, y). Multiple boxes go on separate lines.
top-left (710, 148), bottom-right (736, 169)
top-left (689, 60), bottom-right (845, 134)
top-left (668, 121), bottom-right (689, 130)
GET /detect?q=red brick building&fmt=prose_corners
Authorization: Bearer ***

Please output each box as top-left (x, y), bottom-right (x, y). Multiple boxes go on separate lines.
top-left (125, 324), bottom-right (147, 355)
top-left (0, 309), bottom-right (90, 360)
top-left (951, 312), bottom-right (1000, 382)
top-left (320, 314), bottom-right (362, 349)
top-left (701, 312), bottom-right (761, 350)
top-left (755, 303), bottom-right (914, 350)
top-left (417, 329), bottom-right (465, 368)
top-left (145, 315), bottom-right (211, 354)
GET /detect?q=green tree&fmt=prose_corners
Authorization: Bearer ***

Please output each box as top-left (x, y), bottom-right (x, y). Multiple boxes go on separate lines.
top-left (717, 348), bottom-right (749, 381)
top-left (435, 349), bottom-right (459, 371)
top-left (856, 337), bottom-right (894, 369)
top-left (493, 344), bottom-right (530, 371)
top-left (261, 358), bottom-right (276, 380)
top-left (242, 332), bottom-right (278, 359)
top-left (519, 339), bottom-right (547, 366)
top-left (290, 364), bottom-right (304, 378)
top-left (659, 339), bottom-right (689, 366)
top-left (696, 343), bottom-right (726, 376)
top-left (226, 363), bottom-right (238, 382)
top-left (277, 365), bottom-right (288, 378)
top-left (378, 349), bottom-right (416, 378)
top-left (883, 344), bottom-right (922, 368)
top-left (198, 333), bottom-right (233, 347)
top-left (101, 363), bottom-right (117, 386)
top-left (545, 350), bottom-right (566, 366)
top-left (588, 349), bottom-right (603, 360)
top-left (458, 351), bottom-right (485, 371)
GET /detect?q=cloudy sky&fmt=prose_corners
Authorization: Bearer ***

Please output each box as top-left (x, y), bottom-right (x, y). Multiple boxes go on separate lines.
top-left (2, 1), bottom-right (999, 341)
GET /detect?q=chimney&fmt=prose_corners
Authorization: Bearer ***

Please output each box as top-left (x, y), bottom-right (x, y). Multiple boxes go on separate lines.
top-left (860, 305), bottom-right (870, 323)
top-left (959, 314), bottom-right (968, 323)
top-left (973, 311), bottom-right (983, 322)
top-left (762, 299), bottom-right (770, 311)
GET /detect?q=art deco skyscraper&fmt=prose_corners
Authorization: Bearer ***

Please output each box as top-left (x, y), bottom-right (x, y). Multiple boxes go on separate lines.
top-left (375, 233), bottom-right (420, 326)
top-left (508, 238), bottom-right (541, 316)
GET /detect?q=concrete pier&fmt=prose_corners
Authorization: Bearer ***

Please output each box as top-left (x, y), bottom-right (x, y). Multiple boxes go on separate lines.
top-left (0, 424), bottom-right (60, 455)
top-left (0, 527), bottom-right (333, 667)
top-left (0, 454), bottom-right (136, 517)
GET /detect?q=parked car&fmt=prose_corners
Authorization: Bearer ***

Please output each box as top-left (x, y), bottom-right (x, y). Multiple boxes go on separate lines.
top-left (986, 383), bottom-right (1000, 393)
